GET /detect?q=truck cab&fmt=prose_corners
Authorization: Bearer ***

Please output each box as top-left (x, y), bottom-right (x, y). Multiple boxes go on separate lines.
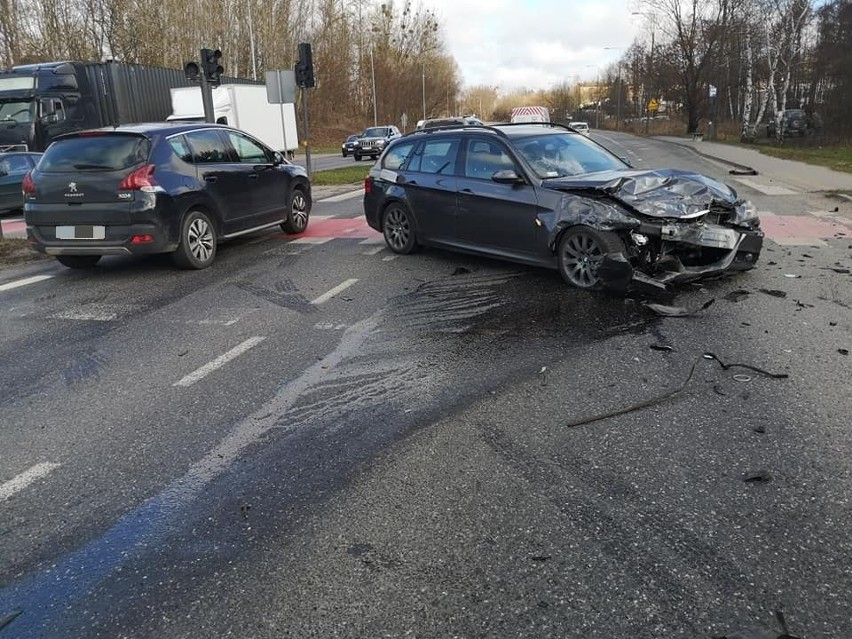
top-left (0, 62), bottom-right (95, 152)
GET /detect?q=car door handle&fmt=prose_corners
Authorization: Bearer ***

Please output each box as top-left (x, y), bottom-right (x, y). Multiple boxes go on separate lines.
top-left (204, 176), bottom-right (218, 183)
top-left (249, 173), bottom-right (259, 180)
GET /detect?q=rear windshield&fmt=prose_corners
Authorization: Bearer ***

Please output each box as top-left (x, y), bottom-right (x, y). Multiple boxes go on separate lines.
top-left (39, 134), bottom-right (150, 172)
top-left (363, 127), bottom-right (389, 137)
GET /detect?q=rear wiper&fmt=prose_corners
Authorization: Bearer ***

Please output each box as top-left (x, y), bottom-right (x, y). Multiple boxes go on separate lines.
top-left (73, 163), bottom-right (113, 170)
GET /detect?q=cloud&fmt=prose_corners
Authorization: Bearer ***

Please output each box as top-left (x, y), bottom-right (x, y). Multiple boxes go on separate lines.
top-left (426, 0), bottom-right (637, 92)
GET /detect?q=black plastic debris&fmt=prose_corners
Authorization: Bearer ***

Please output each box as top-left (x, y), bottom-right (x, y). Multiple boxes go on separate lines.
top-left (724, 289), bottom-right (751, 302)
top-left (451, 266), bottom-right (472, 276)
top-left (832, 268), bottom-right (850, 274)
top-left (830, 321), bottom-right (838, 326)
top-left (839, 349), bottom-right (849, 356)
top-left (794, 300), bottom-right (815, 309)
top-left (729, 167), bottom-right (758, 176)
top-left (644, 298), bottom-right (715, 317)
top-left (650, 344), bottom-right (675, 352)
top-left (767, 260), bottom-right (778, 265)
top-left (743, 470), bottom-right (772, 483)
top-left (530, 555), bottom-right (551, 562)
top-left (753, 425), bottom-right (766, 434)
top-left (759, 289), bottom-right (787, 298)
top-left (802, 253), bottom-right (814, 258)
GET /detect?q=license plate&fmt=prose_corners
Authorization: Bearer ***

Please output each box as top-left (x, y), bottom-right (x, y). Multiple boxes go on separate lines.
top-left (56, 225), bottom-right (105, 240)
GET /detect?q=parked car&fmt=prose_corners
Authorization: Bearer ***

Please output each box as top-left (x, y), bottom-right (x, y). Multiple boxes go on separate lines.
top-left (341, 134), bottom-right (361, 157)
top-left (352, 125), bottom-right (401, 161)
top-left (364, 123), bottom-right (763, 291)
top-left (23, 122), bottom-right (311, 269)
top-left (0, 151), bottom-right (42, 214)
top-left (568, 121), bottom-right (590, 136)
top-left (767, 109), bottom-right (807, 138)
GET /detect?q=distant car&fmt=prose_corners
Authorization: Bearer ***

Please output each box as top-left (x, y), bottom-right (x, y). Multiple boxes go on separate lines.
top-left (341, 134), bottom-right (361, 157)
top-left (767, 109), bottom-right (807, 138)
top-left (415, 116), bottom-right (484, 131)
top-left (352, 126), bottom-right (401, 161)
top-left (569, 122), bottom-right (590, 136)
top-left (24, 122), bottom-right (311, 269)
top-left (364, 122), bottom-right (763, 291)
top-left (0, 151), bottom-right (42, 214)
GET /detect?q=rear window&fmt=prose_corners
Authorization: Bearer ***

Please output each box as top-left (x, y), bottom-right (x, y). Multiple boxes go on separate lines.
top-left (40, 135), bottom-right (150, 172)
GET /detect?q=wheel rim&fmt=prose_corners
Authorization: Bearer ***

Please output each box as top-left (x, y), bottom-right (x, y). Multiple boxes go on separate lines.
top-left (561, 232), bottom-right (604, 288)
top-left (384, 207), bottom-right (410, 251)
top-left (187, 216), bottom-right (214, 262)
top-left (291, 192), bottom-right (309, 231)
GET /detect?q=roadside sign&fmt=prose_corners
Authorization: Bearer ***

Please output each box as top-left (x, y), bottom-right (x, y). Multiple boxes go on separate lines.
top-left (647, 99), bottom-right (659, 112)
top-left (709, 84), bottom-right (717, 98)
top-left (266, 69), bottom-right (296, 104)
top-left (401, 112), bottom-right (408, 130)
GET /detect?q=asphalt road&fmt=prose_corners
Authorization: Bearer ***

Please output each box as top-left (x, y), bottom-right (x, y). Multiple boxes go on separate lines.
top-left (1, 134), bottom-right (851, 638)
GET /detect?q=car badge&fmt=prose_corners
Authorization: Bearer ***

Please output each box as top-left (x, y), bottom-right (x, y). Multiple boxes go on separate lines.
top-left (68, 182), bottom-right (78, 192)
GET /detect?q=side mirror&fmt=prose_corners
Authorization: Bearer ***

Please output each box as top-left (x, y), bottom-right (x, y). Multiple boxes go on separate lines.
top-left (272, 152), bottom-right (285, 165)
top-left (492, 169), bottom-right (524, 184)
top-left (42, 113), bottom-right (60, 124)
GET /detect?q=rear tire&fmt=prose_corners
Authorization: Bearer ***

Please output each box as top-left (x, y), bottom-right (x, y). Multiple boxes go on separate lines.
top-left (557, 226), bottom-right (625, 290)
top-left (56, 255), bottom-right (101, 269)
top-left (382, 203), bottom-right (418, 254)
top-left (281, 187), bottom-right (311, 234)
top-left (173, 209), bottom-right (216, 269)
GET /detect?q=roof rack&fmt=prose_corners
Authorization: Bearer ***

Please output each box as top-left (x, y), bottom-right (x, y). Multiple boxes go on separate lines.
top-left (496, 121), bottom-right (577, 133)
top-left (402, 124), bottom-right (509, 139)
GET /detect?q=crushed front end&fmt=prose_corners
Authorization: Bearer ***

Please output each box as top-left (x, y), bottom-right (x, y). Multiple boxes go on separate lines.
top-left (545, 169), bottom-right (764, 290)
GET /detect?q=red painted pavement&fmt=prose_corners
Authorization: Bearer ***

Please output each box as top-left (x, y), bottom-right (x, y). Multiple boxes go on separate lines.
top-left (760, 213), bottom-right (850, 240)
top-left (278, 216), bottom-right (379, 239)
top-left (0, 219), bottom-right (25, 235)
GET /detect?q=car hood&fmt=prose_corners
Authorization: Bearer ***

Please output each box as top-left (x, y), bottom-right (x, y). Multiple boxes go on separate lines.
top-left (545, 168), bottom-right (739, 219)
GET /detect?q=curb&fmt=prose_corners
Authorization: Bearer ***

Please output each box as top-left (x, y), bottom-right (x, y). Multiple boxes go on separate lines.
top-left (654, 137), bottom-right (759, 176)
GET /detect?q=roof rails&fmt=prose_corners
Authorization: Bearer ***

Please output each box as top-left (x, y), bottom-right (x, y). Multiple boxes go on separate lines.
top-left (498, 121), bottom-right (577, 133)
top-left (402, 123), bottom-right (509, 139)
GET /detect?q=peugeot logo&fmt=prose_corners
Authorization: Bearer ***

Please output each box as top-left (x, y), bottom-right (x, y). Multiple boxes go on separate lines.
top-left (68, 182), bottom-right (78, 192)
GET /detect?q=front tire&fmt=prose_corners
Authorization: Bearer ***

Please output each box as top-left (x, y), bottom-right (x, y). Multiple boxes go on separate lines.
top-left (173, 209), bottom-right (216, 269)
top-left (281, 187), bottom-right (311, 234)
top-left (354, 153), bottom-right (362, 161)
top-left (382, 203), bottom-right (418, 254)
top-left (56, 255), bottom-right (101, 269)
top-left (557, 226), bottom-right (625, 289)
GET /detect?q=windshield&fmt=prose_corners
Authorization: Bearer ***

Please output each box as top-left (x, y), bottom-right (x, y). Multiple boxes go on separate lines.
top-left (0, 100), bottom-right (35, 124)
top-left (363, 127), bottom-right (389, 138)
top-left (40, 134), bottom-right (150, 172)
top-left (513, 132), bottom-right (626, 178)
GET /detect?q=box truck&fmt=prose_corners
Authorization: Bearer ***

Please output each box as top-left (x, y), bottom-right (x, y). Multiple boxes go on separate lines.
top-left (168, 85), bottom-right (298, 158)
top-left (510, 106), bottom-right (551, 123)
top-left (0, 60), bottom-right (256, 152)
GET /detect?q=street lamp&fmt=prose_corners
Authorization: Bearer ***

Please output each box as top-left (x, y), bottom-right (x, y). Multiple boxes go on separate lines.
top-left (585, 65), bottom-right (601, 128)
top-left (370, 47), bottom-right (378, 126)
top-left (422, 66), bottom-right (426, 120)
top-left (604, 47), bottom-right (623, 131)
top-left (248, 0), bottom-right (257, 81)
top-left (631, 11), bottom-right (657, 132)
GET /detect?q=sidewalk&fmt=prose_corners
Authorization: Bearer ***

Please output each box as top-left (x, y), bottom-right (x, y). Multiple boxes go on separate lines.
top-left (655, 136), bottom-right (852, 193)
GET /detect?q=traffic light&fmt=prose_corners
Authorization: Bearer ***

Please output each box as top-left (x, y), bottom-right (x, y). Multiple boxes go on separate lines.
top-left (183, 61), bottom-right (200, 82)
top-left (201, 48), bottom-right (224, 86)
top-left (294, 43), bottom-right (315, 88)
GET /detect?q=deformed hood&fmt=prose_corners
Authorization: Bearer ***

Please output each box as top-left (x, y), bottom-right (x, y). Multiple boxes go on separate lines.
top-left (546, 168), bottom-right (739, 219)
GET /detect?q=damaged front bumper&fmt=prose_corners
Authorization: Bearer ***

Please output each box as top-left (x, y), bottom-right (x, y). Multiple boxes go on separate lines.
top-left (598, 221), bottom-right (764, 290)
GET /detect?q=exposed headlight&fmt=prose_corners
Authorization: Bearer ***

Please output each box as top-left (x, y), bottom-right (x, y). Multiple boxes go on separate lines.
top-left (630, 232), bottom-right (649, 246)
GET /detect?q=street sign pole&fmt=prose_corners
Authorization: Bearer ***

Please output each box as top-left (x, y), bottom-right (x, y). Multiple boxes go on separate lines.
top-left (301, 87), bottom-right (311, 178)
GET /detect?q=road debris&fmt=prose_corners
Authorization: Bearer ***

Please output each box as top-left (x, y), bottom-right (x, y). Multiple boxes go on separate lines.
top-left (565, 352), bottom-right (787, 428)
top-left (743, 470), bottom-right (772, 483)
top-left (753, 425), bottom-right (766, 434)
top-left (783, 274), bottom-right (800, 278)
top-left (724, 289), bottom-right (751, 302)
top-left (650, 344), bottom-right (675, 352)
top-left (644, 298), bottom-right (715, 317)
top-left (839, 349), bottom-right (849, 356)
top-left (759, 289), bottom-right (787, 298)
top-left (733, 374), bottom-right (752, 382)
top-left (451, 266), bottom-right (472, 276)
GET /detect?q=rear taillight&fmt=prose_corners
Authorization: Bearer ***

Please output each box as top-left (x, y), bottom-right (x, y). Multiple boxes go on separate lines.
top-left (364, 176), bottom-right (373, 194)
top-left (21, 171), bottom-right (36, 196)
top-left (119, 164), bottom-right (157, 191)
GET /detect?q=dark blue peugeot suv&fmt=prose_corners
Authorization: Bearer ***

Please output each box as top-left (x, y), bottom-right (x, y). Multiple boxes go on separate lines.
top-left (24, 122), bottom-right (311, 269)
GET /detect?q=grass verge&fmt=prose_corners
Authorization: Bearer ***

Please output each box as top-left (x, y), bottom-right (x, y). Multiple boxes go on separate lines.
top-left (312, 164), bottom-right (371, 186)
top-left (0, 238), bottom-right (49, 268)
top-left (754, 144), bottom-right (852, 174)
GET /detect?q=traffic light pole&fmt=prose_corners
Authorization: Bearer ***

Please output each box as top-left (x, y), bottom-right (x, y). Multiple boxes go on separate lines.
top-left (200, 70), bottom-right (215, 124)
top-left (301, 88), bottom-right (312, 177)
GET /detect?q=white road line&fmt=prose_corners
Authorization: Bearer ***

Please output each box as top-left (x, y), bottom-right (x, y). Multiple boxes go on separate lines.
top-left (362, 246), bottom-right (385, 255)
top-left (1, 462), bottom-right (61, 501)
top-left (311, 278), bottom-right (359, 305)
top-left (174, 336), bottom-right (266, 387)
top-left (290, 236), bottom-right (332, 245)
top-left (318, 190), bottom-right (363, 203)
top-left (0, 274), bottom-right (54, 293)
top-left (358, 237), bottom-right (384, 245)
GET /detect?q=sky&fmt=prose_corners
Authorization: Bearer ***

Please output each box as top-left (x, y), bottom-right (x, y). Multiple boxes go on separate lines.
top-left (425, 0), bottom-right (646, 93)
